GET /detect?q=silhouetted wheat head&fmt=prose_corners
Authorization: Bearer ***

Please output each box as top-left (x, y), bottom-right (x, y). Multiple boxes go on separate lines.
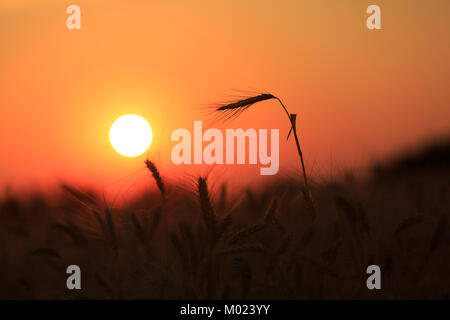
top-left (212, 92), bottom-right (316, 218)
top-left (214, 94), bottom-right (277, 122)
top-left (145, 159), bottom-right (165, 202)
top-left (197, 177), bottom-right (218, 237)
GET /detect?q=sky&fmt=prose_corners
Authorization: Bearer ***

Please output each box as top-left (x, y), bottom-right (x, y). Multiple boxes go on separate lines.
top-left (1, 0), bottom-right (449, 199)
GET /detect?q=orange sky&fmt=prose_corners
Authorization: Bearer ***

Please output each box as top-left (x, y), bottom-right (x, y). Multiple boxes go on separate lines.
top-left (1, 0), bottom-right (449, 199)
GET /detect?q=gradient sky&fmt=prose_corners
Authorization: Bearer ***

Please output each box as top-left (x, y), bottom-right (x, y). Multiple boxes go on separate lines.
top-left (1, 0), bottom-right (449, 198)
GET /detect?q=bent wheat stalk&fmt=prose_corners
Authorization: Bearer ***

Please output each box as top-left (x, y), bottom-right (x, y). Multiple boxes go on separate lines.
top-left (215, 93), bottom-right (314, 214)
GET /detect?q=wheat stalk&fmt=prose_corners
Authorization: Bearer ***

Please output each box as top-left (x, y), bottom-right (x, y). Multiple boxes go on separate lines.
top-left (263, 198), bottom-right (285, 233)
top-left (131, 213), bottom-right (147, 244)
top-left (227, 223), bottom-right (266, 245)
top-left (393, 215), bottom-right (424, 238)
top-left (197, 177), bottom-right (218, 233)
top-left (214, 93), bottom-right (314, 215)
top-left (148, 206), bottom-right (162, 241)
top-left (48, 223), bottom-right (88, 247)
top-left (215, 214), bottom-right (231, 243)
top-left (169, 230), bottom-right (188, 266)
top-left (335, 196), bottom-right (359, 240)
top-left (145, 160), bottom-right (165, 201)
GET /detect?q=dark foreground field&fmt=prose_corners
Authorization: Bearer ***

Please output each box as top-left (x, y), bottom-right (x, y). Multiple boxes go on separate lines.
top-left (0, 141), bottom-right (449, 299)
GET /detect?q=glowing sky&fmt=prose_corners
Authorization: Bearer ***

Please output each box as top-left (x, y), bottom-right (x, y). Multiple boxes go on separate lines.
top-left (1, 0), bottom-right (449, 196)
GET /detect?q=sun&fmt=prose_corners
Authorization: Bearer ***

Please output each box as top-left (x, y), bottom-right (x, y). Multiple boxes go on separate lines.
top-left (109, 114), bottom-right (153, 157)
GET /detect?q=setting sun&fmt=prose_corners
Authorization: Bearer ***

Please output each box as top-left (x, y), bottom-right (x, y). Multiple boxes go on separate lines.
top-left (109, 114), bottom-right (153, 157)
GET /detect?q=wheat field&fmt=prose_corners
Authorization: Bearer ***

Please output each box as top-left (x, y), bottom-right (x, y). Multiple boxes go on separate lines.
top-left (0, 141), bottom-right (448, 299)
